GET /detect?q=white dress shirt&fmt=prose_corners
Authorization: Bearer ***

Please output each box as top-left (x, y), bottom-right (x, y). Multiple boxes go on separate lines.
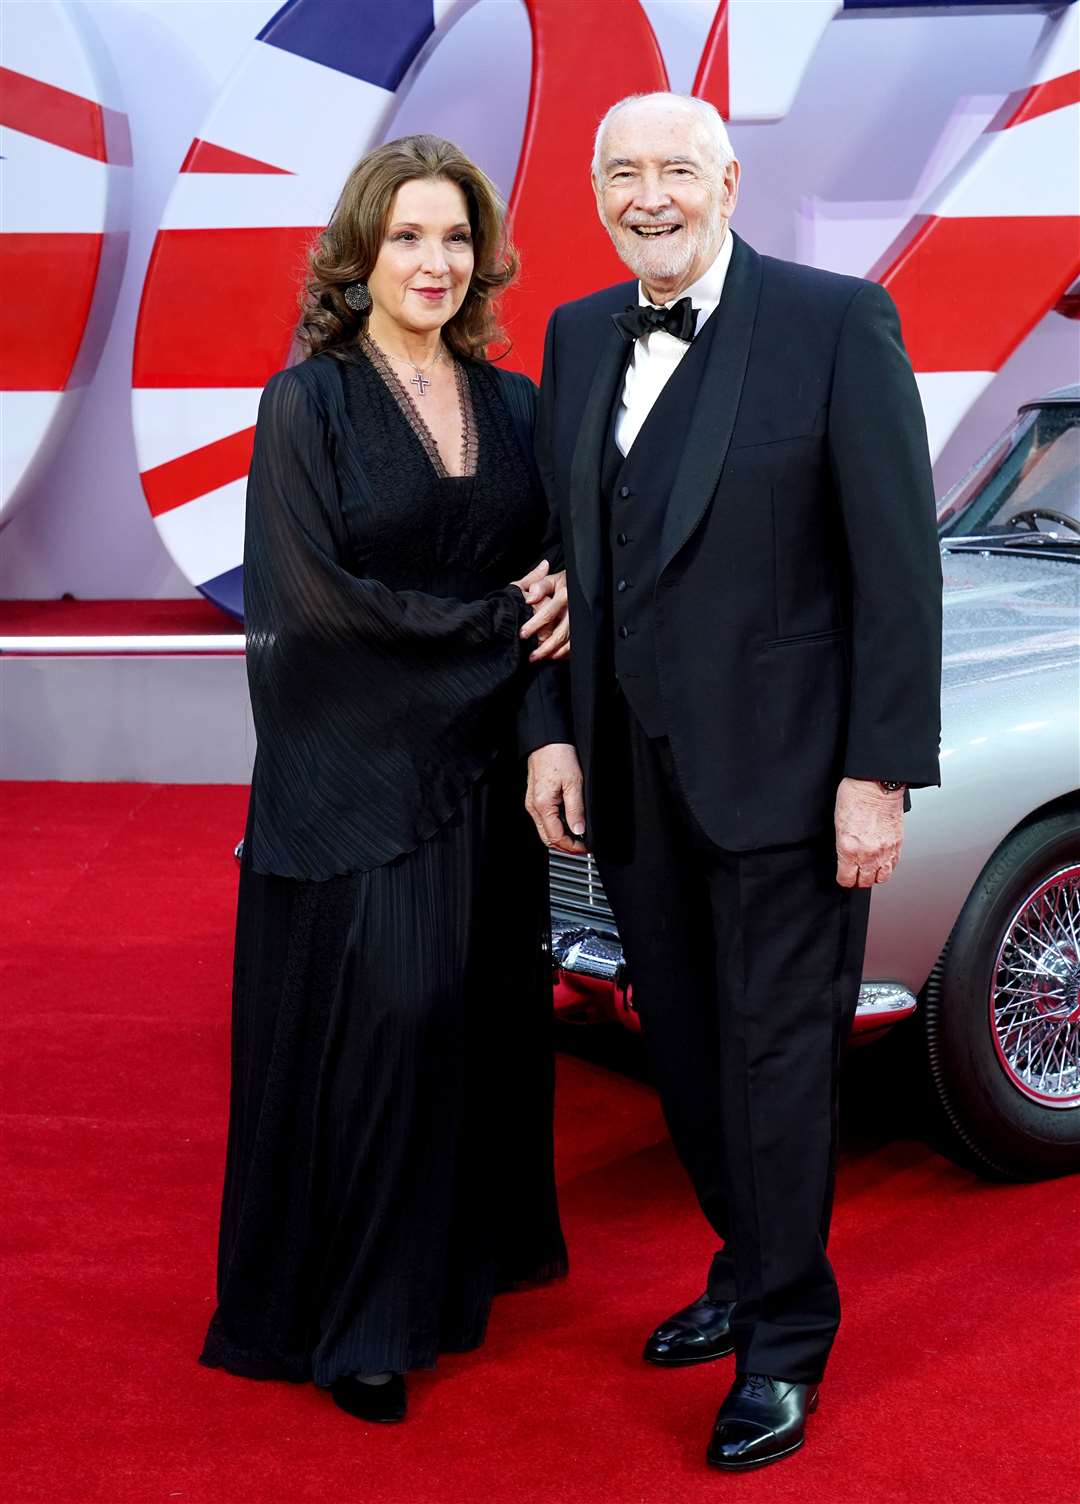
top-left (614, 230), bottom-right (734, 456)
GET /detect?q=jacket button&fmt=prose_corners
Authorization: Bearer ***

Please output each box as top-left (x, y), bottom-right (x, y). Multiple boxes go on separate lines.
top-left (619, 485), bottom-right (632, 499)
top-left (616, 532), bottom-right (628, 546)
top-left (616, 577), bottom-right (629, 593)
top-left (618, 624), bottom-right (631, 639)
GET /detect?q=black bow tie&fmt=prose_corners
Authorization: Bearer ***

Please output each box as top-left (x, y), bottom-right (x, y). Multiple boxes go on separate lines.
top-left (612, 296), bottom-right (699, 344)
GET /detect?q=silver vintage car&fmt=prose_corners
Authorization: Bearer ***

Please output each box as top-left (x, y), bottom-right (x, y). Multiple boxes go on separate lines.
top-left (550, 384), bottom-right (1080, 1180)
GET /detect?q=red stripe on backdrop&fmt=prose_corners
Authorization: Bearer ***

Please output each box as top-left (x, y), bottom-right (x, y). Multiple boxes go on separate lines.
top-left (501, 0), bottom-right (668, 377)
top-left (0, 66), bottom-right (109, 162)
top-left (0, 233), bottom-right (102, 390)
top-left (999, 69), bottom-right (1080, 129)
top-left (101, 104), bottom-right (132, 167)
top-left (140, 427), bottom-right (256, 518)
top-left (691, 0), bottom-right (731, 123)
top-left (879, 214), bottom-right (1080, 372)
top-left (180, 139), bottom-right (292, 175)
top-left (132, 227), bottom-right (316, 388)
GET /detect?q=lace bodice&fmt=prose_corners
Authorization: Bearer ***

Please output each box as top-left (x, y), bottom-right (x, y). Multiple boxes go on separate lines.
top-left (336, 342), bottom-right (537, 597)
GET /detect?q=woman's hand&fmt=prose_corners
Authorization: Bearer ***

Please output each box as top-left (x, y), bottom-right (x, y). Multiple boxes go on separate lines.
top-left (519, 568), bottom-right (569, 663)
top-left (511, 559), bottom-right (551, 602)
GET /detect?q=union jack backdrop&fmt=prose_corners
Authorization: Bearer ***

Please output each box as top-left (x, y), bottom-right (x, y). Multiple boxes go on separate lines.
top-left (0, 0), bottom-right (130, 526)
top-left (124, 0), bottom-right (1079, 615)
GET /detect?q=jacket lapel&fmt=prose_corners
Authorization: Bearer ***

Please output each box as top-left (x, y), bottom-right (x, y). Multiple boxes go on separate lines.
top-left (658, 233), bottom-right (762, 578)
top-left (568, 315), bottom-right (630, 613)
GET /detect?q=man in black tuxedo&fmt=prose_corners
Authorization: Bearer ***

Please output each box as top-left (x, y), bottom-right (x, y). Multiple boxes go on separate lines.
top-left (520, 92), bottom-right (942, 1470)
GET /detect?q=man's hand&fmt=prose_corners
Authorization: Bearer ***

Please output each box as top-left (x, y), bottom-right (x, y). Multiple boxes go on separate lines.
top-left (834, 777), bottom-right (904, 888)
top-left (526, 743), bottom-right (586, 853)
top-left (520, 569), bottom-right (570, 662)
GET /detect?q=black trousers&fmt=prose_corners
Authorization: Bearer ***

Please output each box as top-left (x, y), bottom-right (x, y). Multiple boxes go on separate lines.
top-left (590, 692), bottom-right (871, 1383)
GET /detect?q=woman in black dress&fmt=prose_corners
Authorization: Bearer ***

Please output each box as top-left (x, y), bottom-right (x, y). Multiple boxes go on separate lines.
top-left (199, 135), bottom-right (569, 1423)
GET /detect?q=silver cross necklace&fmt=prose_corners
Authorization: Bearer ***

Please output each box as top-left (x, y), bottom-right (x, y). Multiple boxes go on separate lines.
top-left (377, 340), bottom-right (446, 397)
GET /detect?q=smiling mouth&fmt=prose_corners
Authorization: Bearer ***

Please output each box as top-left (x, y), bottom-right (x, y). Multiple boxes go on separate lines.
top-left (627, 224), bottom-right (681, 238)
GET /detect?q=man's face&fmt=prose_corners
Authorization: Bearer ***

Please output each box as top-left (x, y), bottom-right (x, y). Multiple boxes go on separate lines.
top-left (594, 101), bottom-right (739, 295)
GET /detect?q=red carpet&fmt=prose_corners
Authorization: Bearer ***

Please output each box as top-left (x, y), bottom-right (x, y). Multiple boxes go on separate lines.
top-left (3, 782), bottom-right (1078, 1504)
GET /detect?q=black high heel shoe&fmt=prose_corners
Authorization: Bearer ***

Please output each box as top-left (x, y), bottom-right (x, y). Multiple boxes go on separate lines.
top-left (329, 1372), bottom-right (407, 1423)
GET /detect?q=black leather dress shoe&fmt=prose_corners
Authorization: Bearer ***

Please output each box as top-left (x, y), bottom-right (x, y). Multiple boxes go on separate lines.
top-left (329, 1373), bottom-right (407, 1423)
top-left (642, 1293), bottom-right (735, 1366)
top-left (707, 1373), bottom-right (819, 1470)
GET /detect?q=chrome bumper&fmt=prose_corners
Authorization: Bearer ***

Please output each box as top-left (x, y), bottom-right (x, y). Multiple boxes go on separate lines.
top-left (551, 925), bottom-right (917, 1036)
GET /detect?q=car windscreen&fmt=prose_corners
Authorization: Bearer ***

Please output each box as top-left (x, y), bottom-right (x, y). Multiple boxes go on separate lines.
top-left (938, 405), bottom-right (1080, 537)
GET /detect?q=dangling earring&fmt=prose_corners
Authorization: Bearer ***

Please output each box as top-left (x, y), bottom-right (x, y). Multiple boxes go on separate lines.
top-left (344, 282), bottom-right (372, 314)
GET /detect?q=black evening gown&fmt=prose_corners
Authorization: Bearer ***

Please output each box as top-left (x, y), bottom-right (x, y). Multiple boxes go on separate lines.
top-left (199, 344), bottom-right (567, 1387)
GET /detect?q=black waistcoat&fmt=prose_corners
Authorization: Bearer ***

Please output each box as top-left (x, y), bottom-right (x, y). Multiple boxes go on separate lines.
top-left (601, 310), bottom-right (720, 735)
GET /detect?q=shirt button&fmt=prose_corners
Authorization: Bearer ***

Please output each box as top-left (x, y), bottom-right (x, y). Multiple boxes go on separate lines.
top-left (619, 485), bottom-right (632, 499)
top-left (618, 624), bottom-right (631, 639)
top-left (616, 577), bottom-right (629, 593)
top-left (616, 532), bottom-right (628, 546)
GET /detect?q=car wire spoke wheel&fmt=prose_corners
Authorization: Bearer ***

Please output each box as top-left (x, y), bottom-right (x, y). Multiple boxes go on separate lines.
top-left (990, 863), bottom-right (1080, 1107)
top-left (926, 811), bottom-right (1080, 1179)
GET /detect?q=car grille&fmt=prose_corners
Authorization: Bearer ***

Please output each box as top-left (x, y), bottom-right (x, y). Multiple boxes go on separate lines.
top-left (549, 849), bottom-right (617, 933)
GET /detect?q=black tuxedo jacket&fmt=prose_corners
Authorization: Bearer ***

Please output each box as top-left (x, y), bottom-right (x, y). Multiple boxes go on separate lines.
top-left (522, 233), bottom-right (942, 851)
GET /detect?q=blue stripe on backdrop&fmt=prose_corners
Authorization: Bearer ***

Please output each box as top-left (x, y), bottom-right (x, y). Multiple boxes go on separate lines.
top-left (257, 0), bottom-right (436, 91)
top-left (199, 566), bottom-right (245, 622)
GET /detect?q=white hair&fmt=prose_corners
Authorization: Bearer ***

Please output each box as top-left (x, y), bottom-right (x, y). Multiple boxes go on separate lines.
top-left (591, 92), bottom-right (735, 181)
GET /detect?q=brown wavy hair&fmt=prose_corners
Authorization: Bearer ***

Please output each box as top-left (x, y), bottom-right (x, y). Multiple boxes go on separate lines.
top-left (297, 134), bottom-right (518, 363)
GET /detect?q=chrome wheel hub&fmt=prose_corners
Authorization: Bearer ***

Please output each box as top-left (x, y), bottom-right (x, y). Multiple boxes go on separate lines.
top-left (990, 863), bottom-right (1080, 1107)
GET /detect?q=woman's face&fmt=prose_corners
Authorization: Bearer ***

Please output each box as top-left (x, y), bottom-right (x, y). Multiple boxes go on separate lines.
top-left (367, 177), bottom-right (475, 337)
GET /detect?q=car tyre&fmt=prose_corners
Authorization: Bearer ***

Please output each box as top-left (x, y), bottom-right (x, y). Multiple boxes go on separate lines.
top-left (923, 807), bottom-right (1080, 1180)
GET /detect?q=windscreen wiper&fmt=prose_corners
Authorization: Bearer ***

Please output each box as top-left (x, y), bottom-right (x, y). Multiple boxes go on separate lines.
top-left (943, 530), bottom-right (1080, 553)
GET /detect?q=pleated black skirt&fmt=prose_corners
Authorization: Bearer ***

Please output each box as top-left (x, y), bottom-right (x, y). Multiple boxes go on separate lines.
top-left (199, 753), bottom-right (567, 1387)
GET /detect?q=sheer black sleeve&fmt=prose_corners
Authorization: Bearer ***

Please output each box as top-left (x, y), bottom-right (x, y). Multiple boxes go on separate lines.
top-left (244, 367), bottom-right (532, 879)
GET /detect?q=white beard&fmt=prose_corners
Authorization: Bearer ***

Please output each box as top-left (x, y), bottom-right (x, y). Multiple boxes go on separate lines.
top-left (606, 217), bottom-right (714, 287)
